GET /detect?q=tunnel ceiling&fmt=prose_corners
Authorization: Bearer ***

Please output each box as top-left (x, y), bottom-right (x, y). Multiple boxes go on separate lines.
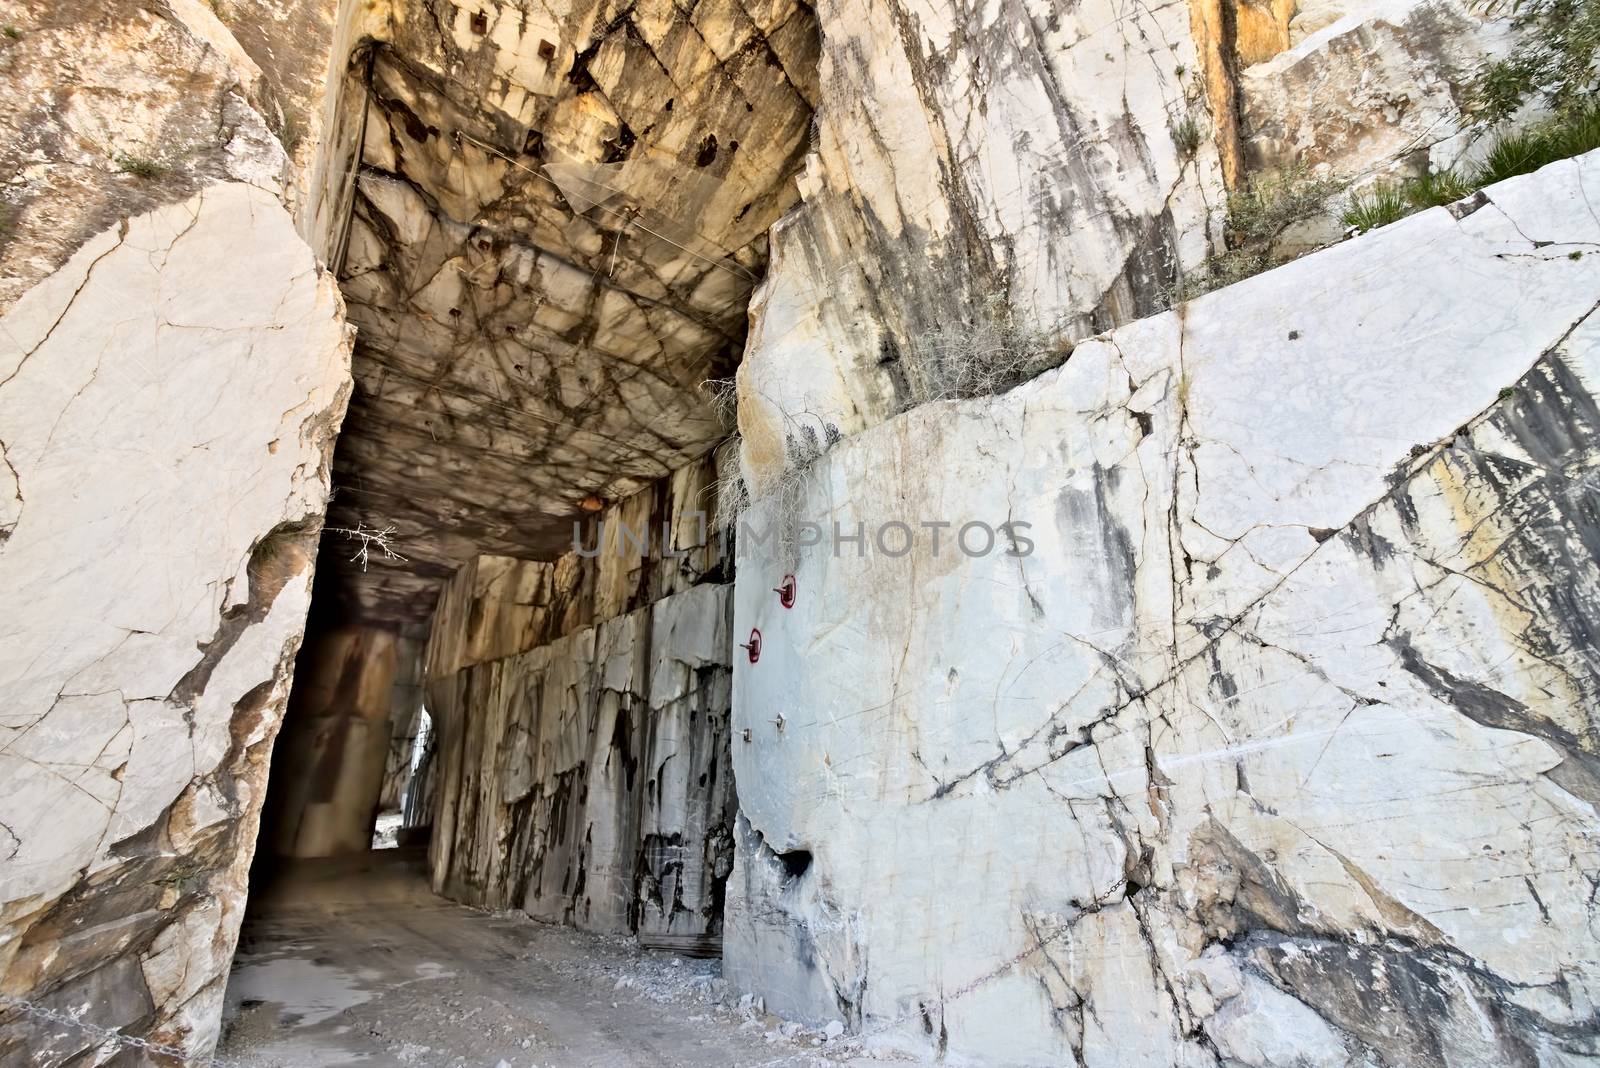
top-left (322, 0), bottom-right (819, 629)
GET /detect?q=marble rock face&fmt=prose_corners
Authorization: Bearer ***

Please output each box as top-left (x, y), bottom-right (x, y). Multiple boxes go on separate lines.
top-left (421, 455), bottom-right (738, 947)
top-left (727, 153), bottom-right (1600, 1065)
top-left (0, 185), bottom-right (351, 1062)
top-left (0, 0), bottom-right (316, 312)
top-left (314, 0), bottom-right (818, 625)
top-left (421, 447), bottom-right (733, 680)
top-left (426, 583), bottom-right (736, 951)
top-left (735, 0), bottom-right (1229, 478)
top-left (265, 626), bottom-right (401, 858)
top-left (1240, 0), bottom-right (1513, 181)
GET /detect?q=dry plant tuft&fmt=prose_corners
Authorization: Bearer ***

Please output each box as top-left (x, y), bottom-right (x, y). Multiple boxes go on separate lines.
top-left (909, 294), bottom-right (1070, 405)
top-left (1172, 166), bottom-right (1344, 302)
top-left (699, 376), bottom-right (740, 428)
top-left (329, 522), bottom-right (406, 571)
top-left (702, 408), bottom-right (843, 569)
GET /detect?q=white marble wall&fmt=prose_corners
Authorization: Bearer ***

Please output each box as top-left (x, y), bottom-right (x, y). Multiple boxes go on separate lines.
top-left (727, 153), bottom-right (1600, 1065)
top-left (0, 184), bottom-right (351, 1061)
top-left (426, 583), bottom-right (736, 952)
top-left (1240, 0), bottom-right (1514, 181)
top-left (734, 0), bottom-right (1229, 476)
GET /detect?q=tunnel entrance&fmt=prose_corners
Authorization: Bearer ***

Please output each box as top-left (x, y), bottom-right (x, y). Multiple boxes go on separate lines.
top-left (221, 0), bottom-right (818, 1061)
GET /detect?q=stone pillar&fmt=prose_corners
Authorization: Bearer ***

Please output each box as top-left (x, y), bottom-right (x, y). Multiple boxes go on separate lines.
top-left (268, 625), bottom-right (400, 857)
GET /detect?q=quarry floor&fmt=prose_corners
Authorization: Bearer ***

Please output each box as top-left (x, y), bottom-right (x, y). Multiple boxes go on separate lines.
top-left (216, 850), bottom-right (875, 1068)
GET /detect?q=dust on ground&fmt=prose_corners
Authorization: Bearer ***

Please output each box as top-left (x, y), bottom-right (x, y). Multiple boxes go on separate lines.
top-left (217, 850), bottom-right (906, 1068)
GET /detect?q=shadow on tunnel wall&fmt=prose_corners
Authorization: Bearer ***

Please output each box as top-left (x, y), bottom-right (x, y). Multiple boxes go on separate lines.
top-left (251, 544), bottom-right (431, 899)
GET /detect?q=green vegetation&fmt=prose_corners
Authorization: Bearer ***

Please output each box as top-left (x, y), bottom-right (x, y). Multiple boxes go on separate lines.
top-left (1341, 182), bottom-right (1410, 232)
top-left (1170, 115), bottom-right (1203, 158)
top-left (1175, 97), bottom-right (1600, 300)
top-left (277, 109), bottom-right (307, 154)
top-left (3, 25), bottom-right (21, 39)
top-left (1403, 167), bottom-right (1477, 208)
top-left (1343, 103), bottom-right (1600, 233)
top-left (1224, 166), bottom-right (1345, 242)
top-left (1469, 0), bottom-right (1599, 127)
top-left (114, 153), bottom-right (167, 179)
top-left (1169, 6), bottom-right (1600, 299)
top-left (1174, 166), bottom-right (1344, 301)
top-left (1475, 103), bottom-right (1600, 183)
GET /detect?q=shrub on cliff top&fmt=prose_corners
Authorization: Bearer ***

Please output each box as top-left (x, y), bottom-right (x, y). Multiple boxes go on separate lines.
top-left (1224, 166), bottom-right (1345, 247)
top-left (1470, 0), bottom-right (1599, 126)
top-left (1344, 102), bottom-right (1600, 233)
top-left (1341, 183), bottom-right (1411, 232)
top-left (1475, 102), bottom-right (1600, 183)
top-left (1173, 166), bottom-right (1343, 301)
top-left (912, 294), bottom-right (1071, 404)
top-left (115, 154), bottom-right (166, 179)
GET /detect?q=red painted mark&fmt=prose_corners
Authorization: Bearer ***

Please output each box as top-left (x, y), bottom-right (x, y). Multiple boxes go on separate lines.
top-left (740, 628), bottom-right (763, 664)
top-left (773, 574), bottom-right (796, 609)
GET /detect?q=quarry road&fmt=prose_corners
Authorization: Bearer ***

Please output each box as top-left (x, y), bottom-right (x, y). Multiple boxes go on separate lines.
top-left (217, 851), bottom-right (872, 1068)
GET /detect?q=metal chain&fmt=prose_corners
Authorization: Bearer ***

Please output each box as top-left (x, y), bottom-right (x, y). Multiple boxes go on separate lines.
top-left (0, 995), bottom-right (270, 1068)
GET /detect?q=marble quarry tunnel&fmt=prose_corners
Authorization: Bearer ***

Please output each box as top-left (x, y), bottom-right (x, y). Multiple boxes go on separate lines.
top-left (3, 0), bottom-right (1600, 1064)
